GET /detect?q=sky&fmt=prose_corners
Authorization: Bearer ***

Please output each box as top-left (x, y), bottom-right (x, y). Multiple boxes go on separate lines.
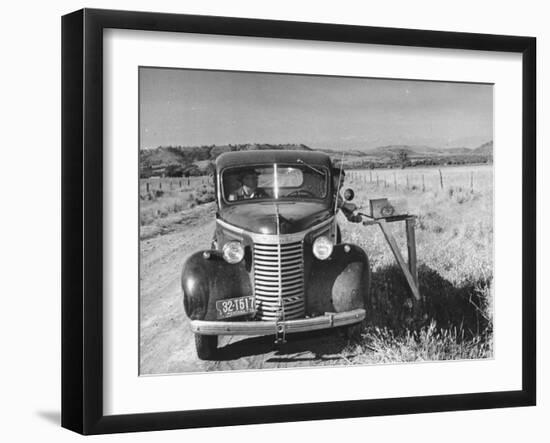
top-left (139, 67), bottom-right (493, 151)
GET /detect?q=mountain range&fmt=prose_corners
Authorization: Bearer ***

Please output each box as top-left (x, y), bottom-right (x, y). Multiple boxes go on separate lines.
top-left (139, 141), bottom-right (493, 177)
top-left (322, 140), bottom-right (493, 157)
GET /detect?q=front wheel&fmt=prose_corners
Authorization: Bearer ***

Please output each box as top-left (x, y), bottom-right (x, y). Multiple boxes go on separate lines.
top-left (195, 334), bottom-right (218, 360)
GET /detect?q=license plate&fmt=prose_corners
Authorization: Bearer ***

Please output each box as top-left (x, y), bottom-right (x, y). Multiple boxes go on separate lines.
top-left (215, 296), bottom-right (256, 319)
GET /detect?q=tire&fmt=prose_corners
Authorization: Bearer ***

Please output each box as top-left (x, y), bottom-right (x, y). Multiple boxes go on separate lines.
top-left (195, 334), bottom-right (218, 360)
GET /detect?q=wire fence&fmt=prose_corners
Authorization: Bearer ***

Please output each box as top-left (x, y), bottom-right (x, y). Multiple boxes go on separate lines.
top-left (346, 165), bottom-right (492, 193)
top-left (139, 175), bottom-right (213, 196)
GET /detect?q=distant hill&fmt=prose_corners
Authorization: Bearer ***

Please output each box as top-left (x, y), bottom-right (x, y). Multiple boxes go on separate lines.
top-left (325, 140), bottom-right (493, 170)
top-left (140, 141), bottom-right (492, 177)
top-left (365, 142), bottom-right (492, 157)
top-left (445, 147), bottom-right (474, 154)
top-left (473, 140), bottom-right (493, 154)
top-left (140, 143), bottom-right (311, 177)
top-left (368, 145), bottom-right (438, 156)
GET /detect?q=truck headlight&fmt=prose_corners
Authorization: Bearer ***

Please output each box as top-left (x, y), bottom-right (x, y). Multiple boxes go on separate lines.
top-left (222, 241), bottom-right (245, 264)
top-left (313, 236), bottom-right (333, 260)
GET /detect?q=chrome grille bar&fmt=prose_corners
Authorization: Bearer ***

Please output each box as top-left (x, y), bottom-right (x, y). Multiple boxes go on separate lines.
top-left (253, 240), bottom-right (305, 320)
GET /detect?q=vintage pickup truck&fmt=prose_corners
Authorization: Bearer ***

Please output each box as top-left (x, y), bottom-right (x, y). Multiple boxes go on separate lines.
top-left (181, 150), bottom-right (370, 359)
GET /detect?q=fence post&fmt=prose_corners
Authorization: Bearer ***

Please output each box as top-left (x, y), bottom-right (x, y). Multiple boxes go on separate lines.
top-left (438, 169), bottom-right (444, 189)
top-left (376, 174), bottom-right (379, 186)
top-left (470, 171), bottom-right (474, 192)
top-left (146, 182), bottom-right (150, 193)
top-left (406, 218), bottom-right (419, 287)
top-left (159, 181), bottom-right (162, 190)
top-left (422, 174), bottom-right (425, 192)
top-left (394, 173), bottom-right (397, 190)
top-left (370, 171), bottom-right (372, 182)
top-left (406, 175), bottom-right (409, 190)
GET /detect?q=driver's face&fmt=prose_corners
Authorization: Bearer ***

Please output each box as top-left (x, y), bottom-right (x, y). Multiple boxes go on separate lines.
top-left (242, 174), bottom-right (258, 189)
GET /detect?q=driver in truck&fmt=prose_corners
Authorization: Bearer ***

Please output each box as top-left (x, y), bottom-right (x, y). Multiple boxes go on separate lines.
top-left (228, 169), bottom-right (268, 201)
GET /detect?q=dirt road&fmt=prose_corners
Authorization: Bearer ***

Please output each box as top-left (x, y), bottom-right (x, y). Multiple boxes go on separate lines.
top-left (139, 204), bottom-right (355, 375)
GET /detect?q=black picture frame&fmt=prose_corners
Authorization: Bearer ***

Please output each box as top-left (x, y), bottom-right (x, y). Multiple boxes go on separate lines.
top-left (61, 8), bottom-right (536, 435)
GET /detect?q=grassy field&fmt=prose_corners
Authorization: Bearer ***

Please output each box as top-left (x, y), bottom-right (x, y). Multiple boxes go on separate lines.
top-left (341, 164), bottom-right (493, 362)
top-left (139, 176), bottom-right (215, 239)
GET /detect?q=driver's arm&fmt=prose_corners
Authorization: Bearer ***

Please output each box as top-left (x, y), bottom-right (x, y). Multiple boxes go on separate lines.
top-left (339, 199), bottom-right (362, 223)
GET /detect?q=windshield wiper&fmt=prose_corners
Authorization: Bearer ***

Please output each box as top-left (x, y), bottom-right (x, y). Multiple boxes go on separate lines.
top-left (296, 158), bottom-right (325, 176)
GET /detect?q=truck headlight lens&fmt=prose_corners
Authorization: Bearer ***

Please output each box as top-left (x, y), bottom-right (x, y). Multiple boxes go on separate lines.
top-left (222, 241), bottom-right (245, 264)
top-left (313, 236), bottom-right (333, 260)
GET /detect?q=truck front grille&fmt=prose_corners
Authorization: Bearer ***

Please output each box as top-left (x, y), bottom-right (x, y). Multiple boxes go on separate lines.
top-left (253, 241), bottom-right (305, 320)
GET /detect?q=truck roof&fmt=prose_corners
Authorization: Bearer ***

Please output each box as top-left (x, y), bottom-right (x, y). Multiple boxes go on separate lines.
top-left (216, 150), bottom-right (332, 170)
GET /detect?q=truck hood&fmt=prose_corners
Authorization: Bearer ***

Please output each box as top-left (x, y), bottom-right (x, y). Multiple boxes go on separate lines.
top-left (219, 201), bottom-right (332, 235)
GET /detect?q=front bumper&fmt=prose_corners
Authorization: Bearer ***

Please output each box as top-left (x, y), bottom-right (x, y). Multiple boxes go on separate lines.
top-left (190, 308), bottom-right (365, 336)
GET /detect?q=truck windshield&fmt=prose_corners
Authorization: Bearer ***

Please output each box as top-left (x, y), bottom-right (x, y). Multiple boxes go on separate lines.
top-left (222, 164), bottom-right (328, 203)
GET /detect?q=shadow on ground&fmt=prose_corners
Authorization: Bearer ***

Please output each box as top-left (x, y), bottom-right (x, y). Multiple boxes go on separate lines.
top-left (36, 410), bottom-right (60, 426)
top-left (215, 329), bottom-right (351, 362)
top-left (367, 263), bottom-right (492, 337)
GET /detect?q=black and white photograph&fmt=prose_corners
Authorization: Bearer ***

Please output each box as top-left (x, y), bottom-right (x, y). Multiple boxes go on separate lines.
top-left (139, 67), bottom-right (494, 375)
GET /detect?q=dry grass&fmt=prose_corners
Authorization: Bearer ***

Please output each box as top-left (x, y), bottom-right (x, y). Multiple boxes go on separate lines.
top-left (349, 321), bottom-right (493, 364)
top-left (341, 165), bottom-right (493, 362)
top-left (140, 177), bottom-right (215, 230)
top-left (139, 176), bottom-right (216, 240)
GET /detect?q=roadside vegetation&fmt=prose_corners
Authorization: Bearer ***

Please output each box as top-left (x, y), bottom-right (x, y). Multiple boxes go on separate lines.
top-left (340, 165), bottom-right (493, 362)
top-left (139, 176), bottom-right (215, 239)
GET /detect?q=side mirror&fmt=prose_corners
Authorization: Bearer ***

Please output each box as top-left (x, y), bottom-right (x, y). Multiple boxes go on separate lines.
top-left (343, 188), bottom-right (355, 201)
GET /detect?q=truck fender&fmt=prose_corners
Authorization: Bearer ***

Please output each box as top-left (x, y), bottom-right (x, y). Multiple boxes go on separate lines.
top-left (305, 244), bottom-right (370, 315)
top-left (181, 251), bottom-right (252, 321)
